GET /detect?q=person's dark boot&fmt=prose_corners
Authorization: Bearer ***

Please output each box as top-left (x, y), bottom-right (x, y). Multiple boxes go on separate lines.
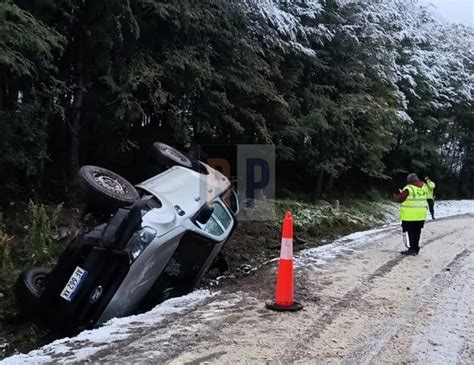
top-left (401, 250), bottom-right (418, 256)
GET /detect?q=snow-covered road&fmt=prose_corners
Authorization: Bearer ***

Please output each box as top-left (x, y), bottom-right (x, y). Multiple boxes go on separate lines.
top-left (2, 200), bottom-right (474, 364)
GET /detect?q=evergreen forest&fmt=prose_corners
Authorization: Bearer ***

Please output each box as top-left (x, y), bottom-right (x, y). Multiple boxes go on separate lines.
top-left (1, 0), bottom-right (473, 200)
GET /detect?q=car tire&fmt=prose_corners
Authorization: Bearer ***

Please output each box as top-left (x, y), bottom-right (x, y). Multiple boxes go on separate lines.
top-left (14, 267), bottom-right (48, 316)
top-left (152, 142), bottom-right (194, 168)
top-left (213, 252), bottom-right (229, 274)
top-left (76, 165), bottom-right (140, 209)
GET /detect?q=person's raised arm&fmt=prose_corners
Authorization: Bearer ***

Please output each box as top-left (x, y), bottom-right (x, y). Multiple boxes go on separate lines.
top-left (394, 188), bottom-right (409, 203)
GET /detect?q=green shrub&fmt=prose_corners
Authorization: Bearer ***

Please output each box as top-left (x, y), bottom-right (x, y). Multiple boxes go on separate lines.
top-left (307, 215), bottom-right (370, 240)
top-left (23, 201), bottom-right (62, 266)
top-left (0, 212), bottom-right (15, 289)
top-left (276, 198), bottom-right (392, 242)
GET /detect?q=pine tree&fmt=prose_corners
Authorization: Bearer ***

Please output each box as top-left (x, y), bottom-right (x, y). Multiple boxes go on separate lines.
top-left (0, 1), bottom-right (64, 192)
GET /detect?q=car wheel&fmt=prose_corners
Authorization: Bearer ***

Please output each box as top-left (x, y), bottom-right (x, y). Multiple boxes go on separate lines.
top-left (213, 252), bottom-right (229, 274)
top-left (76, 165), bottom-right (140, 209)
top-left (14, 267), bottom-right (48, 316)
top-left (152, 142), bottom-right (193, 168)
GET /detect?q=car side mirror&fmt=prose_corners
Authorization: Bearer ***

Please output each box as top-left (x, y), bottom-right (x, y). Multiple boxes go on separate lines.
top-left (196, 204), bottom-right (214, 224)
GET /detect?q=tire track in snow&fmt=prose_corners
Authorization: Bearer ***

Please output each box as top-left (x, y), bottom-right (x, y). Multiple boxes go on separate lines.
top-left (278, 228), bottom-right (460, 364)
top-left (340, 248), bottom-right (472, 365)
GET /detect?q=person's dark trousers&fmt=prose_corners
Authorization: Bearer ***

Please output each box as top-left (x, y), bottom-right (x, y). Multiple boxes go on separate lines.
top-left (427, 199), bottom-right (435, 219)
top-left (402, 221), bottom-right (425, 253)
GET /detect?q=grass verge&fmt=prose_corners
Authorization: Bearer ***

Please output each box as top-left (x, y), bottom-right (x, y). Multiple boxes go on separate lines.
top-left (221, 198), bottom-right (397, 274)
top-left (0, 201), bottom-right (66, 359)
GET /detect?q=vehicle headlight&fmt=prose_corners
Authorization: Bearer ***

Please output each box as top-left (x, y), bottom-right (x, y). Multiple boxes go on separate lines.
top-left (126, 227), bottom-right (156, 262)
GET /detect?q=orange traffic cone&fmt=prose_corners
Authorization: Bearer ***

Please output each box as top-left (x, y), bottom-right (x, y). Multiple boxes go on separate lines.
top-left (266, 211), bottom-right (303, 312)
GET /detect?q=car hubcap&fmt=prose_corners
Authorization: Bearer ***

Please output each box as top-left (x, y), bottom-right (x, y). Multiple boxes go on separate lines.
top-left (93, 173), bottom-right (127, 195)
top-left (34, 276), bottom-right (46, 290)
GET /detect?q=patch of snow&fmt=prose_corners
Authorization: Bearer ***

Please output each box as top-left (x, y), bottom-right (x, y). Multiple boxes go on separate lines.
top-left (0, 344), bottom-right (8, 360)
top-left (298, 200), bottom-right (474, 267)
top-left (410, 249), bottom-right (474, 363)
top-left (297, 225), bottom-right (395, 267)
top-left (336, 0), bottom-right (473, 110)
top-left (240, 0), bottom-right (324, 54)
top-left (432, 200), bottom-right (474, 219)
top-left (0, 290), bottom-right (213, 365)
top-left (395, 110), bottom-right (414, 124)
top-left (240, 0), bottom-right (473, 143)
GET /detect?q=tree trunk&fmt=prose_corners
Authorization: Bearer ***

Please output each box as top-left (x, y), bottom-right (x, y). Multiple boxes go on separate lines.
top-left (68, 23), bottom-right (89, 177)
top-left (459, 155), bottom-right (472, 198)
top-left (313, 170), bottom-right (324, 199)
top-left (326, 174), bottom-right (334, 196)
top-left (69, 82), bottom-right (84, 176)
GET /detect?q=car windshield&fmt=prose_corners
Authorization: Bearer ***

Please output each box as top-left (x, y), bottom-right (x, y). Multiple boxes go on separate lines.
top-left (201, 216), bottom-right (224, 236)
top-left (213, 202), bottom-right (231, 229)
top-left (198, 201), bottom-right (232, 236)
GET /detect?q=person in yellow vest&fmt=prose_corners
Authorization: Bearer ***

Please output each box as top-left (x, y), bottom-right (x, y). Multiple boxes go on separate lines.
top-left (424, 176), bottom-right (436, 219)
top-left (394, 173), bottom-right (428, 256)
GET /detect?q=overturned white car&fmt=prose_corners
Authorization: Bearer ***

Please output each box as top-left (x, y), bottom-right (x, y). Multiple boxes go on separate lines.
top-left (15, 143), bottom-right (239, 333)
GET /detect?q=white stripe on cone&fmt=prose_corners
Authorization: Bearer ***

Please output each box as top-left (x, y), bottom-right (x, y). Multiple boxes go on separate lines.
top-left (280, 237), bottom-right (293, 259)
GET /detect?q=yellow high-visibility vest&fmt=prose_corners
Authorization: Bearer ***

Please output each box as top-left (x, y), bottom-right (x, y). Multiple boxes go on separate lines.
top-left (400, 184), bottom-right (428, 221)
top-left (425, 180), bottom-right (436, 199)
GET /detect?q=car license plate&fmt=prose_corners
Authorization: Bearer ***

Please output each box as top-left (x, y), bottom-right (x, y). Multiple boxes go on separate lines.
top-left (60, 266), bottom-right (88, 302)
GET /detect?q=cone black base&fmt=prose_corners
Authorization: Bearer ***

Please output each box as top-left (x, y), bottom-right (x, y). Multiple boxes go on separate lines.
top-left (265, 300), bottom-right (304, 312)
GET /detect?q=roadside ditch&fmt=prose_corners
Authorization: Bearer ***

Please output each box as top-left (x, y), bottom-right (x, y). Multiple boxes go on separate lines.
top-left (0, 198), bottom-right (395, 359)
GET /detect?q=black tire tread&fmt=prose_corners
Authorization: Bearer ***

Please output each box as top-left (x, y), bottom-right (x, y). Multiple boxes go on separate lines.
top-left (76, 165), bottom-right (140, 209)
top-left (151, 142), bottom-right (208, 174)
top-left (152, 142), bottom-right (193, 168)
top-left (14, 267), bottom-right (48, 316)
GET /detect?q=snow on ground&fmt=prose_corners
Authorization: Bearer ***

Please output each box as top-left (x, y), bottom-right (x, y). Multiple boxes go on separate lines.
top-left (432, 199), bottom-right (474, 219)
top-left (410, 252), bottom-right (474, 364)
top-left (1, 200), bottom-right (473, 364)
top-left (298, 225), bottom-right (394, 267)
top-left (299, 199), bottom-right (474, 267)
top-left (1, 291), bottom-right (214, 365)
